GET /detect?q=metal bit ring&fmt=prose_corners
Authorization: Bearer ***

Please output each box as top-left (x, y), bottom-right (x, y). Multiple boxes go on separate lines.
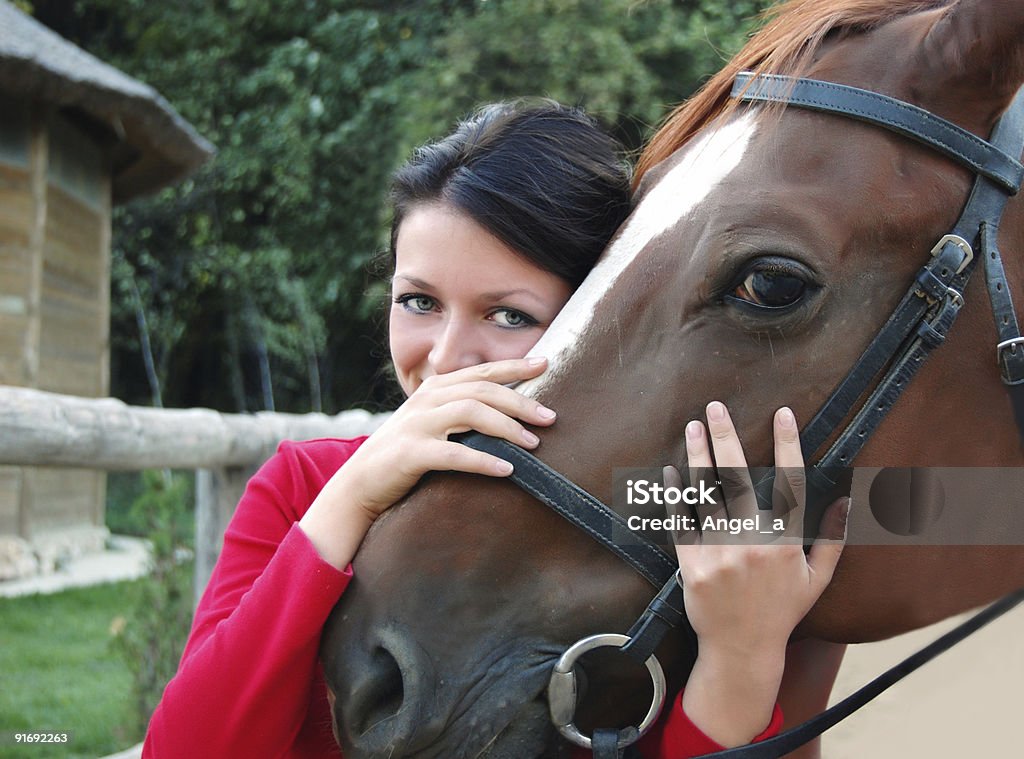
top-left (547, 633), bottom-right (667, 750)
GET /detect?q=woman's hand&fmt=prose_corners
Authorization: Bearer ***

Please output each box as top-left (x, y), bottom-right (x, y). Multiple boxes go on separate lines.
top-left (672, 401), bottom-right (849, 747)
top-left (299, 357), bottom-right (556, 567)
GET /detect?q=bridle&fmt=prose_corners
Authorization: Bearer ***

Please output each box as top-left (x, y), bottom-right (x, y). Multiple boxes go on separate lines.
top-left (458, 72), bottom-right (1024, 758)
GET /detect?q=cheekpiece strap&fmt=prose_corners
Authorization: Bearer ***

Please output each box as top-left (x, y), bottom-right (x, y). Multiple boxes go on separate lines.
top-left (620, 573), bottom-right (696, 665)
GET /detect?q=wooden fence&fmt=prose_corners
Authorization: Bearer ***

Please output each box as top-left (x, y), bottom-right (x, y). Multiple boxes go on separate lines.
top-left (0, 385), bottom-right (389, 601)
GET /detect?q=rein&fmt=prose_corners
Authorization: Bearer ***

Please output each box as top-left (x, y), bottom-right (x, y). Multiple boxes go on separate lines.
top-left (458, 74), bottom-right (1024, 758)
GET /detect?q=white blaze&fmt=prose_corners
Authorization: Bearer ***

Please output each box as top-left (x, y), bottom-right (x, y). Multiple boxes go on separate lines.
top-left (519, 113), bottom-right (758, 398)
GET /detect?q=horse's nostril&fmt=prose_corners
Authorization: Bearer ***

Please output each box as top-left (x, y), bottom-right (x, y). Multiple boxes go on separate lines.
top-left (351, 646), bottom-right (405, 736)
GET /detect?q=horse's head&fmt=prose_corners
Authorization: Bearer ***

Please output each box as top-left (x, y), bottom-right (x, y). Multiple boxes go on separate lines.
top-left (324, 2), bottom-right (1024, 756)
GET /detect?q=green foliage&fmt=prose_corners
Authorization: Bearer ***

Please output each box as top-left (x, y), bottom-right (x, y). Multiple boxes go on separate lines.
top-left (106, 471), bottom-right (195, 542)
top-left (396, 0), bottom-right (768, 162)
top-left (32, 0), bottom-right (771, 414)
top-left (110, 471), bottom-right (194, 735)
top-left (0, 582), bottom-right (138, 758)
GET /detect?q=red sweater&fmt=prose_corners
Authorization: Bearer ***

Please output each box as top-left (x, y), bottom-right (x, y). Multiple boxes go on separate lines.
top-left (144, 437), bottom-right (781, 758)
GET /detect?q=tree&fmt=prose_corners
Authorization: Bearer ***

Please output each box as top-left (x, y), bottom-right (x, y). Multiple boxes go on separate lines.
top-left (33, 0), bottom-right (769, 413)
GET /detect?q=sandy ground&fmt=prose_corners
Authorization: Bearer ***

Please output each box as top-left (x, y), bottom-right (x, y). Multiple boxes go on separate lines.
top-left (822, 601), bottom-right (1024, 758)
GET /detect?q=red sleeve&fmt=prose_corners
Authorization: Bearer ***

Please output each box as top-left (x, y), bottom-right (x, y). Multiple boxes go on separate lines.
top-left (143, 437), bottom-right (366, 759)
top-left (635, 690), bottom-right (784, 758)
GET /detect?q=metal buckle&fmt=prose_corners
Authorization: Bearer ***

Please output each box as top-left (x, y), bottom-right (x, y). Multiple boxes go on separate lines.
top-left (547, 633), bottom-right (667, 750)
top-left (997, 337), bottom-right (1024, 365)
top-left (930, 234), bottom-right (974, 275)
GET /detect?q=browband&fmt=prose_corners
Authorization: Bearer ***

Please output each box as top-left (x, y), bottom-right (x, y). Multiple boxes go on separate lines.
top-left (732, 71), bottom-right (1024, 194)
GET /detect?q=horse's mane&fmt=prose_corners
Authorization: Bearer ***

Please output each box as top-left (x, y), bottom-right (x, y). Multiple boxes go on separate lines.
top-left (633, 0), bottom-right (952, 187)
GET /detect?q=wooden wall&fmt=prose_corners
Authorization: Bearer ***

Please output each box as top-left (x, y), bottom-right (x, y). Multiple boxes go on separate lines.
top-left (0, 95), bottom-right (110, 548)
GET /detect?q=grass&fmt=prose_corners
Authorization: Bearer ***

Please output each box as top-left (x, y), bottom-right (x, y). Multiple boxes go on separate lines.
top-left (0, 470), bottom-right (195, 758)
top-left (0, 581), bottom-right (143, 759)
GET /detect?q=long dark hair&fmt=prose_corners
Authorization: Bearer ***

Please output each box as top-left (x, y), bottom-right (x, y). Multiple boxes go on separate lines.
top-left (388, 100), bottom-right (632, 288)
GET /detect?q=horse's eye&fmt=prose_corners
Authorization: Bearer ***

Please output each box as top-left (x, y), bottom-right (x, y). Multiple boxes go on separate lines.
top-left (731, 267), bottom-right (808, 309)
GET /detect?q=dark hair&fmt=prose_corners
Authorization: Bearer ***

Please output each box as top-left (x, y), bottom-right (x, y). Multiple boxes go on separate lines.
top-left (388, 100), bottom-right (632, 288)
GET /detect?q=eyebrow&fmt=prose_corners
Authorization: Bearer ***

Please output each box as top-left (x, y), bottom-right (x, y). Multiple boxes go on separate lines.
top-left (392, 275), bottom-right (433, 291)
top-left (392, 275), bottom-right (548, 305)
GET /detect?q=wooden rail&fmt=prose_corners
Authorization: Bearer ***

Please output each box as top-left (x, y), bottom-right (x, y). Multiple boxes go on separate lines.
top-left (0, 386), bottom-right (390, 600)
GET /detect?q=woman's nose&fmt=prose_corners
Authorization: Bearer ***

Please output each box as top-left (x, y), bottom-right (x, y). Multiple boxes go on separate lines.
top-left (427, 319), bottom-right (487, 375)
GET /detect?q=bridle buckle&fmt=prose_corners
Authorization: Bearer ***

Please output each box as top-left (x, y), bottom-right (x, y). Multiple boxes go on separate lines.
top-left (930, 233), bottom-right (974, 275)
top-left (997, 337), bottom-right (1024, 365)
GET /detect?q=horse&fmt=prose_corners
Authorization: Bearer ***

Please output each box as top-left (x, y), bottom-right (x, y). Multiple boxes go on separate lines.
top-left (322, 1), bottom-right (1024, 756)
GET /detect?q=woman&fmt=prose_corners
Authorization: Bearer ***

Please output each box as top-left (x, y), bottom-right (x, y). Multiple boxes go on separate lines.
top-left (143, 101), bottom-right (846, 758)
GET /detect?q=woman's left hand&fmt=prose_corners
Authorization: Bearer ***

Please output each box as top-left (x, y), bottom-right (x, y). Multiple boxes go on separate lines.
top-left (669, 401), bottom-right (849, 747)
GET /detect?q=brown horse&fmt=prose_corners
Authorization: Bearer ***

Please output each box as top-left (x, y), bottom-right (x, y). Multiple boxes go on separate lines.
top-left (322, 1), bottom-right (1024, 756)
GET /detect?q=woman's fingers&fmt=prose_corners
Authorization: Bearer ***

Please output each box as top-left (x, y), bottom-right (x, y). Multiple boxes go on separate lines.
top-left (434, 397), bottom-right (543, 450)
top-left (772, 407), bottom-right (807, 539)
top-left (424, 356), bottom-right (550, 389)
top-left (772, 407), bottom-right (803, 469)
top-left (805, 497), bottom-right (850, 592)
top-left (684, 420), bottom-right (725, 526)
top-left (663, 464), bottom-right (684, 490)
top-left (419, 377), bottom-right (557, 429)
top-left (704, 401), bottom-right (749, 469)
top-left (664, 465), bottom-right (700, 548)
top-left (704, 401), bottom-right (756, 523)
top-left (423, 438), bottom-right (516, 477)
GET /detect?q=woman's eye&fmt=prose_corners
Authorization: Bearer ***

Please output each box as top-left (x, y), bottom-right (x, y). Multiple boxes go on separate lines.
top-left (731, 268), bottom-right (807, 309)
top-left (396, 294), bottom-right (436, 313)
top-left (491, 309), bottom-right (536, 328)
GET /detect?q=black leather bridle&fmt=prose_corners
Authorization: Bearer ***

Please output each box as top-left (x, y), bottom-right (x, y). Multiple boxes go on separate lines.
top-left (458, 72), bottom-right (1024, 758)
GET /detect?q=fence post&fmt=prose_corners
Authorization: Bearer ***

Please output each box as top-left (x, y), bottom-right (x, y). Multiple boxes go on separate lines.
top-left (194, 465), bottom-right (253, 607)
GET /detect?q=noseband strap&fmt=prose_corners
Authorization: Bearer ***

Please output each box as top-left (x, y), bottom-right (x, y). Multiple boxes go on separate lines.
top-left (454, 431), bottom-right (679, 587)
top-left (455, 430), bottom-right (694, 664)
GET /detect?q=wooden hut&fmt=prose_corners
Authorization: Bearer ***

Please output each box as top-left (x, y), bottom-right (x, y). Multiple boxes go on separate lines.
top-left (0, 1), bottom-right (213, 578)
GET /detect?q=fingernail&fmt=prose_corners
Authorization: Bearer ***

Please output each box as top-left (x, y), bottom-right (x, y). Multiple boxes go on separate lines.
top-left (706, 401), bottom-right (726, 422)
top-left (522, 429), bottom-right (540, 447)
top-left (685, 420), bottom-right (702, 440)
top-left (495, 460), bottom-right (514, 475)
top-left (777, 407), bottom-right (796, 428)
top-left (537, 405), bottom-right (556, 420)
top-left (527, 356), bottom-right (547, 367)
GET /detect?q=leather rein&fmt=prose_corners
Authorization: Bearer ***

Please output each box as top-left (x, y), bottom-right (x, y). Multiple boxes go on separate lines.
top-left (457, 73), bottom-right (1024, 758)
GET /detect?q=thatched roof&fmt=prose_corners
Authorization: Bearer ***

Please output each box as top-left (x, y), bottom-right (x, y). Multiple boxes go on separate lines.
top-left (0, 0), bottom-right (215, 203)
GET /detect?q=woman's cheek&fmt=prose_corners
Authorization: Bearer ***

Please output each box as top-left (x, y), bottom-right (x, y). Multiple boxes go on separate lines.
top-left (486, 328), bottom-right (546, 363)
top-left (388, 312), bottom-right (425, 392)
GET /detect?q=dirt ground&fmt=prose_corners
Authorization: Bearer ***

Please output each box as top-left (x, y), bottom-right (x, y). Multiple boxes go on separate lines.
top-left (822, 601), bottom-right (1024, 757)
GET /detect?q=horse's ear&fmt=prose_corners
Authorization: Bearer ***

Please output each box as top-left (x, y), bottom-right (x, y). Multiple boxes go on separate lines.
top-left (922, 0), bottom-right (1024, 117)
